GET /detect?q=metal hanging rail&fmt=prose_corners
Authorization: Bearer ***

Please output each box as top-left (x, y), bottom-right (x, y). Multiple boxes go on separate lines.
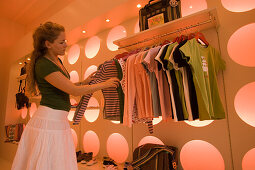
top-left (118, 17), bottom-right (214, 50)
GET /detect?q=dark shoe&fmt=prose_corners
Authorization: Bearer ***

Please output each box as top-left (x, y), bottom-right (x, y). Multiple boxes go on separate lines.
top-left (81, 152), bottom-right (93, 162)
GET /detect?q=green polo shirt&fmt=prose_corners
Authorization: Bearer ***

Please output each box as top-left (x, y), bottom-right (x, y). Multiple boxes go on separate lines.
top-left (35, 57), bottom-right (71, 112)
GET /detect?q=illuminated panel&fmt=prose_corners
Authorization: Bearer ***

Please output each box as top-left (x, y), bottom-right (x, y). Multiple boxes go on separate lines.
top-left (84, 97), bottom-right (100, 123)
top-left (181, 0), bottom-right (207, 17)
top-left (111, 121), bottom-right (120, 124)
top-left (68, 111), bottom-right (75, 122)
top-left (185, 120), bottom-right (214, 127)
top-left (134, 19), bottom-right (140, 33)
top-left (180, 140), bottom-right (225, 170)
top-left (68, 44), bottom-right (80, 64)
top-left (234, 82), bottom-right (255, 127)
top-left (71, 128), bottom-right (78, 149)
top-left (107, 133), bottom-right (129, 163)
top-left (84, 65), bottom-right (98, 80)
top-left (83, 130), bottom-right (100, 156)
top-left (21, 107), bottom-right (27, 119)
top-left (85, 36), bottom-right (101, 59)
top-left (227, 23), bottom-right (255, 67)
top-left (107, 25), bottom-right (127, 51)
top-left (69, 70), bottom-right (79, 83)
top-left (29, 103), bottom-right (37, 118)
top-left (242, 148), bottom-right (255, 170)
top-left (153, 116), bottom-right (162, 125)
top-left (138, 136), bottom-right (164, 147)
top-left (221, 0), bottom-right (255, 12)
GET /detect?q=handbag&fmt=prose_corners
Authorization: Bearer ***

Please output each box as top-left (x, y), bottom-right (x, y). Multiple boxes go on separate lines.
top-left (132, 143), bottom-right (178, 170)
top-left (5, 123), bottom-right (25, 142)
top-left (139, 0), bottom-right (181, 31)
top-left (15, 80), bottom-right (30, 110)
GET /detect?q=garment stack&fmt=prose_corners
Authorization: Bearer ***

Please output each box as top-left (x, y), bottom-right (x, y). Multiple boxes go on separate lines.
top-left (73, 36), bottom-right (226, 133)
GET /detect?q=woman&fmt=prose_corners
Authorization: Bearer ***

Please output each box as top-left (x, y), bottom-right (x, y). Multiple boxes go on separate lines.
top-left (11, 22), bottom-right (119, 170)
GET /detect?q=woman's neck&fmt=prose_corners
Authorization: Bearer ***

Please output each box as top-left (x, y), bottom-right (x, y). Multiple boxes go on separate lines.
top-left (45, 52), bottom-right (58, 62)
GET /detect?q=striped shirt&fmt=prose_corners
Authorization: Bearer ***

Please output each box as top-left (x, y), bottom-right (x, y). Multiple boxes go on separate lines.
top-left (73, 60), bottom-right (123, 124)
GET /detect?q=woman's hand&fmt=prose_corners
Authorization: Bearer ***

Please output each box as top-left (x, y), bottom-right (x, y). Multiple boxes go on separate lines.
top-left (103, 77), bottom-right (120, 88)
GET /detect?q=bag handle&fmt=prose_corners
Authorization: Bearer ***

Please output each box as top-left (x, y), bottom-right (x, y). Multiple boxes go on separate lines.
top-left (148, 0), bottom-right (168, 5)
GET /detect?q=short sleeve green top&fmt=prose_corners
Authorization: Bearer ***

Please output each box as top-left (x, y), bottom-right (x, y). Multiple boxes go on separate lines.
top-left (179, 38), bottom-right (226, 120)
top-left (35, 57), bottom-right (71, 111)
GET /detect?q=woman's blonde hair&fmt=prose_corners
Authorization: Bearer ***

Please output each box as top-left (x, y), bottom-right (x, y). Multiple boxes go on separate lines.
top-left (26, 21), bottom-right (65, 97)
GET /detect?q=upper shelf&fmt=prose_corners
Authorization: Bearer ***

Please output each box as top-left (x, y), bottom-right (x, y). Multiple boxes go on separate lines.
top-left (113, 8), bottom-right (218, 51)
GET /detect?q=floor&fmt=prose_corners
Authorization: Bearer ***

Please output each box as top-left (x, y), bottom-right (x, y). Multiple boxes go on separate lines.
top-left (0, 158), bottom-right (124, 170)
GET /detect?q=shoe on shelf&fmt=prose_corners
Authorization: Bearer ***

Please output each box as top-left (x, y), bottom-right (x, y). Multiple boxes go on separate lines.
top-left (80, 160), bottom-right (87, 164)
top-left (87, 158), bottom-right (97, 166)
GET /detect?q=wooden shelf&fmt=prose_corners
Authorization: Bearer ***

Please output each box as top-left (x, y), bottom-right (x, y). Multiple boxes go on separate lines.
top-left (114, 8), bottom-right (218, 51)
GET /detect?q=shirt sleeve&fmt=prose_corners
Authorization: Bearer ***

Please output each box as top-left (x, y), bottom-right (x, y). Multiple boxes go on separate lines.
top-left (35, 58), bottom-right (59, 79)
top-left (213, 48), bottom-right (226, 73)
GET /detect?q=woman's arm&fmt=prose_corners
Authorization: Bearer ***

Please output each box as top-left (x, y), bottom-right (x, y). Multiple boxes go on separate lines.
top-left (44, 71), bottom-right (119, 96)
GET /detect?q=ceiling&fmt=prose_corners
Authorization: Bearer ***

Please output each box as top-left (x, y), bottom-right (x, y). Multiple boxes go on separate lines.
top-left (0, 0), bottom-right (147, 48)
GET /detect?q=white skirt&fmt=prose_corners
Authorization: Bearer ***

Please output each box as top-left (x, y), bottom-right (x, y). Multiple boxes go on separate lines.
top-left (11, 105), bottom-right (78, 170)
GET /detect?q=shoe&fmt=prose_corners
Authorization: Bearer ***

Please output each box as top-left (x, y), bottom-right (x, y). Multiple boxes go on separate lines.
top-left (76, 151), bottom-right (83, 162)
top-left (82, 152), bottom-right (93, 162)
top-left (103, 160), bottom-right (117, 167)
top-left (81, 160), bottom-right (87, 164)
top-left (87, 158), bottom-right (97, 166)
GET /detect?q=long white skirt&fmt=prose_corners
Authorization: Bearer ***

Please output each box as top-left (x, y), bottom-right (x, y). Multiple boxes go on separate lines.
top-left (11, 105), bottom-right (78, 170)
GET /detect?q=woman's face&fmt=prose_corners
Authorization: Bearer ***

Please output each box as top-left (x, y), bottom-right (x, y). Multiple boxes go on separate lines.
top-left (47, 31), bottom-right (67, 56)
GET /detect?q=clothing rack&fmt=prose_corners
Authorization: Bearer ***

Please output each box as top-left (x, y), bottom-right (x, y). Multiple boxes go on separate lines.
top-left (118, 17), bottom-right (213, 50)
top-left (114, 8), bottom-right (218, 51)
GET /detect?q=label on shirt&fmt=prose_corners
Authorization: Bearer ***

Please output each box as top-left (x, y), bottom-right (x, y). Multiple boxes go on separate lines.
top-left (201, 56), bottom-right (208, 77)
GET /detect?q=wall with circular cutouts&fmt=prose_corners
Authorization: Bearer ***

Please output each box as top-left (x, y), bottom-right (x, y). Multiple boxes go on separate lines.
top-left (234, 82), bottom-right (255, 127)
top-left (221, 0), bottom-right (255, 12)
top-left (227, 23), bottom-right (255, 67)
top-left (29, 103), bottom-right (37, 118)
top-left (83, 130), bottom-right (100, 156)
top-left (69, 70), bottom-right (79, 83)
top-left (106, 133), bottom-right (129, 163)
top-left (84, 97), bottom-right (100, 123)
top-left (242, 148), bottom-right (255, 170)
top-left (107, 25), bottom-right (127, 51)
top-left (138, 136), bottom-right (164, 147)
top-left (181, 0), bottom-right (207, 17)
top-left (84, 65), bottom-right (98, 80)
top-left (85, 36), bottom-right (101, 59)
top-left (184, 120), bottom-right (214, 127)
top-left (21, 107), bottom-right (27, 119)
top-left (180, 140), bottom-right (225, 170)
top-left (68, 44), bottom-right (80, 64)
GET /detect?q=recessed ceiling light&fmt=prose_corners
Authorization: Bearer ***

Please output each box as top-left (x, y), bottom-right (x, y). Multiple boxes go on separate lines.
top-left (27, 58), bottom-right (31, 61)
top-left (189, 6), bottom-right (193, 9)
top-left (19, 62), bottom-right (22, 65)
top-left (106, 19), bottom-right (110, 22)
top-left (123, 30), bottom-right (126, 33)
top-left (82, 30), bottom-right (86, 33)
top-left (137, 4), bottom-right (141, 8)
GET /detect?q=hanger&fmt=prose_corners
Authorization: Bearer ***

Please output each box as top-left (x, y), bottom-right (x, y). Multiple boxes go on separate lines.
top-left (195, 32), bottom-right (209, 46)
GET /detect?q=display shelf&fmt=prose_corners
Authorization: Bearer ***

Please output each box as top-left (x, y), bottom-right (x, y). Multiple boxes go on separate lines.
top-left (114, 8), bottom-right (218, 51)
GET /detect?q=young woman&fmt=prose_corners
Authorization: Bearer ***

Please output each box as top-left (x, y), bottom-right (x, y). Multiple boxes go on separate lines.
top-left (11, 21), bottom-right (119, 170)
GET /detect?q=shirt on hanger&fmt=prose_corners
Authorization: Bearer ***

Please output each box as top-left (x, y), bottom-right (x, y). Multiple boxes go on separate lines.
top-left (179, 38), bottom-right (226, 120)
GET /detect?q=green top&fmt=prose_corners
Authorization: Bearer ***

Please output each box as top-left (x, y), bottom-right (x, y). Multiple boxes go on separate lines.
top-left (180, 38), bottom-right (226, 120)
top-left (35, 57), bottom-right (71, 112)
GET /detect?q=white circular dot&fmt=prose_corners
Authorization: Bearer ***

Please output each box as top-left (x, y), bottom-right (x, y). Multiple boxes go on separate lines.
top-left (21, 107), bottom-right (27, 119)
top-left (185, 120), bottom-right (214, 127)
top-left (180, 140), bottom-right (225, 170)
top-left (107, 25), bottom-right (127, 51)
top-left (84, 65), bottom-right (97, 80)
top-left (68, 44), bottom-right (80, 64)
top-left (71, 128), bottom-right (78, 149)
top-left (181, 0), bottom-right (207, 17)
top-left (138, 136), bottom-right (164, 147)
top-left (85, 36), bottom-right (101, 59)
top-left (221, 0), bottom-right (255, 12)
top-left (83, 130), bottom-right (100, 156)
top-left (69, 70), bottom-right (79, 83)
top-left (84, 97), bottom-right (100, 123)
top-left (134, 19), bottom-right (140, 33)
top-left (107, 133), bottom-right (129, 163)
top-left (153, 116), bottom-right (162, 125)
top-left (29, 103), bottom-right (37, 118)
top-left (242, 148), bottom-right (255, 170)
top-left (234, 82), bottom-right (255, 127)
top-left (227, 23), bottom-right (255, 67)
